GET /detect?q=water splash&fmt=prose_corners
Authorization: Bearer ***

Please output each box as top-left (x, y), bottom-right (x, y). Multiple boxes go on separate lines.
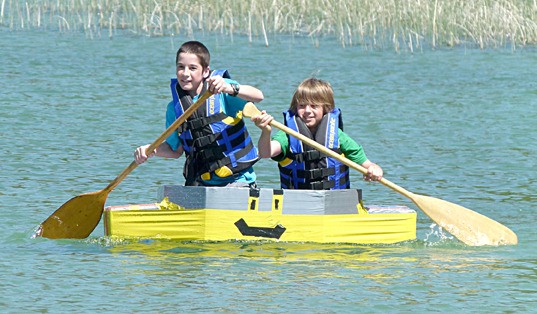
top-left (424, 223), bottom-right (455, 246)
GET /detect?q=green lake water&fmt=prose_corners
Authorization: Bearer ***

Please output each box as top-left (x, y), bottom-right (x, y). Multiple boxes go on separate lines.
top-left (1, 30), bottom-right (536, 312)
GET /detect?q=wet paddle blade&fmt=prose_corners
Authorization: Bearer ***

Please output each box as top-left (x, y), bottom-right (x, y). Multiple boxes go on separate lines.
top-left (36, 191), bottom-right (108, 239)
top-left (411, 193), bottom-right (518, 246)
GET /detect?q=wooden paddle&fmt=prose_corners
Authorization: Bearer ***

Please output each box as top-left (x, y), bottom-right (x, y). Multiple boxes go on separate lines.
top-left (36, 90), bottom-right (213, 239)
top-left (243, 103), bottom-right (518, 246)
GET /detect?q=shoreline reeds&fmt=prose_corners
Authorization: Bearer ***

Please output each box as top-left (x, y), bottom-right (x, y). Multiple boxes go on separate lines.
top-left (1, 0), bottom-right (536, 51)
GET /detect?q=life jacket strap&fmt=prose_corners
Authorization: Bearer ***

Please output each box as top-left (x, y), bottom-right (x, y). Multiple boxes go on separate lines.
top-left (179, 112), bottom-right (227, 133)
top-left (293, 150), bottom-right (322, 163)
top-left (198, 145), bottom-right (225, 161)
top-left (196, 130), bottom-right (249, 161)
top-left (303, 167), bottom-right (336, 180)
top-left (198, 140), bottom-right (257, 174)
top-left (297, 180), bottom-right (335, 190)
top-left (280, 167), bottom-right (334, 180)
top-left (280, 165), bottom-right (347, 181)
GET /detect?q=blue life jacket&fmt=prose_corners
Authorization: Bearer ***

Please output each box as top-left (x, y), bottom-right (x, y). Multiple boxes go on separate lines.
top-left (170, 70), bottom-right (258, 185)
top-left (278, 108), bottom-right (350, 190)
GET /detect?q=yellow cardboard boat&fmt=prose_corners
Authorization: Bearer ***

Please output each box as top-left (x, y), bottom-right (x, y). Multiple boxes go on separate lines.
top-left (104, 185), bottom-right (417, 244)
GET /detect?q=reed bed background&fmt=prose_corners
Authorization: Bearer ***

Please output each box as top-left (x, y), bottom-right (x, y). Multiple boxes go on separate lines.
top-left (2, 0), bottom-right (537, 50)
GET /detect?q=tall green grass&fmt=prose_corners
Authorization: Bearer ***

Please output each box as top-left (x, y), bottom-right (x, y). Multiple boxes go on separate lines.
top-left (2, 0), bottom-right (536, 50)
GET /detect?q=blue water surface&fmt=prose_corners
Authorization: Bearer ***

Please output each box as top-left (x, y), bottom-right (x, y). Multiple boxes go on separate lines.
top-left (1, 30), bottom-right (536, 313)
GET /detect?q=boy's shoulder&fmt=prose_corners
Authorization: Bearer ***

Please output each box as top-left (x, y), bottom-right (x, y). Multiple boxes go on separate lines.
top-left (165, 101), bottom-right (175, 113)
top-left (338, 129), bottom-right (361, 148)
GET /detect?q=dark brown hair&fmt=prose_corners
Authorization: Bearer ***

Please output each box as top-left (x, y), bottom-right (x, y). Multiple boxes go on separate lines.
top-left (176, 41), bottom-right (210, 69)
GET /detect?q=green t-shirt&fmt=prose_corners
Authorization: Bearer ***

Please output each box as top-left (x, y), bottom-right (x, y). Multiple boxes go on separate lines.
top-left (271, 129), bottom-right (368, 164)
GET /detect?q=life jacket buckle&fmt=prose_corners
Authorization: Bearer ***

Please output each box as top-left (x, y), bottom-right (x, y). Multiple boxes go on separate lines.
top-left (303, 150), bottom-right (321, 161)
top-left (185, 117), bottom-right (206, 130)
top-left (193, 134), bottom-right (215, 148)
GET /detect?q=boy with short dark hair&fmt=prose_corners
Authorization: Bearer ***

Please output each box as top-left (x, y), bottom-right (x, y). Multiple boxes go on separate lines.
top-left (135, 41), bottom-right (264, 187)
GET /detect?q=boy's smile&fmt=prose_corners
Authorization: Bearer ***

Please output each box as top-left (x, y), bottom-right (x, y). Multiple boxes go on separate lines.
top-left (297, 103), bottom-right (324, 132)
top-left (176, 52), bottom-right (210, 96)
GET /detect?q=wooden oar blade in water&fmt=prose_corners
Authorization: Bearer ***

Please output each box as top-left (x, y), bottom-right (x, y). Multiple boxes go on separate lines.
top-left (36, 191), bottom-right (107, 239)
top-left (36, 90), bottom-right (213, 239)
top-left (242, 103), bottom-right (517, 246)
top-left (36, 160), bottom-right (137, 239)
top-left (411, 193), bottom-right (518, 246)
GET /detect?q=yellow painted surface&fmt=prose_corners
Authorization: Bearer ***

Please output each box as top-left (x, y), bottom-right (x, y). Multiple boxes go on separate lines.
top-left (104, 205), bottom-right (416, 244)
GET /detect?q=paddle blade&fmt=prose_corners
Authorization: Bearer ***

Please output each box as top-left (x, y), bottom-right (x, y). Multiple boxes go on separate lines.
top-left (411, 193), bottom-right (518, 246)
top-left (36, 191), bottom-right (108, 239)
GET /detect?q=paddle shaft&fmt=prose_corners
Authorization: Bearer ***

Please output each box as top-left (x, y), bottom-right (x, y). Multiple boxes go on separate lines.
top-left (266, 118), bottom-right (415, 200)
top-left (102, 90), bottom-right (213, 194)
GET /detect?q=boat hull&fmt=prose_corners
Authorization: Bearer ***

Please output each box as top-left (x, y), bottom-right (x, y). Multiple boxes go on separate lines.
top-left (104, 186), bottom-right (417, 244)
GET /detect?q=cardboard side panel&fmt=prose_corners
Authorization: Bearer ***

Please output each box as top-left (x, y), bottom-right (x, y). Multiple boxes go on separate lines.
top-left (158, 185), bottom-right (362, 215)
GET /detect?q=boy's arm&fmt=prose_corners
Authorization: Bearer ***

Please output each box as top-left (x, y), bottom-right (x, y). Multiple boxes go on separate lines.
top-left (232, 84), bottom-right (264, 103)
top-left (258, 128), bottom-right (276, 158)
top-left (251, 111), bottom-right (282, 158)
top-left (340, 131), bottom-right (383, 181)
top-left (206, 76), bottom-right (264, 103)
top-left (134, 142), bottom-right (183, 164)
top-left (134, 103), bottom-right (185, 165)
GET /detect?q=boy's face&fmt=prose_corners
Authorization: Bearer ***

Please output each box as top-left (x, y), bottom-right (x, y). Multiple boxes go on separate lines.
top-left (297, 103), bottom-right (324, 131)
top-left (176, 52), bottom-right (210, 95)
